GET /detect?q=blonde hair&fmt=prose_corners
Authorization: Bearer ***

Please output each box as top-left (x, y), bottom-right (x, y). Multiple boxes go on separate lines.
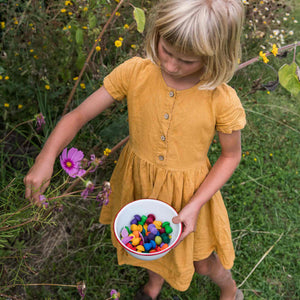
top-left (145, 0), bottom-right (244, 90)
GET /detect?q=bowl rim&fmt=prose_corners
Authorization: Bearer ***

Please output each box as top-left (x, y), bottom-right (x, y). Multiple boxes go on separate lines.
top-left (113, 198), bottom-right (182, 257)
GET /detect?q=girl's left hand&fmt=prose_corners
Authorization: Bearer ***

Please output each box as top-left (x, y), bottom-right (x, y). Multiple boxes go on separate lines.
top-left (172, 201), bottom-right (200, 243)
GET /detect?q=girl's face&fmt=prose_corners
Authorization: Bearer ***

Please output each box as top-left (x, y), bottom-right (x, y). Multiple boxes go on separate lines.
top-left (157, 37), bottom-right (204, 84)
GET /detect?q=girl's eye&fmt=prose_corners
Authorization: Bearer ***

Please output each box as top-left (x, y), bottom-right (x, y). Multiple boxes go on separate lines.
top-left (180, 60), bottom-right (194, 64)
top-left (163, 47), bottom-right (172, 56)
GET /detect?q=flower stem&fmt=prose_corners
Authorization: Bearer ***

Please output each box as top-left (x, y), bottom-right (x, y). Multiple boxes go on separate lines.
top-left (0, 119), bottom-right (34, 143)
top-left (0, 203), bottom-right (33, 226)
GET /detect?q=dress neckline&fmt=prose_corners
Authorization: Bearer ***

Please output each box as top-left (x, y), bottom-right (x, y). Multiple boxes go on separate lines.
top-left (154, 63), bottom-right (202, 93)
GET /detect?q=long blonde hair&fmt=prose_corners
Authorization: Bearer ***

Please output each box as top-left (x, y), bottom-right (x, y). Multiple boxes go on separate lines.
top-left (145, 0), bottom-right (244, 90)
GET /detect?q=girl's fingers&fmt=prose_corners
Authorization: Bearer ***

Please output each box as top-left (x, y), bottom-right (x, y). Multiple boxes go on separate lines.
top-left (24, 183), bottom-right (31, 199)
top-left (24, 178), bottom-right (42, 205)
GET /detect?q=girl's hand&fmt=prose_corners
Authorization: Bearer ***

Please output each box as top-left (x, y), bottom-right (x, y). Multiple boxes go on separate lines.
top-left (172, 201), bottom-right (201, 243)
top-left (23, 158), bottom-right (54, 206)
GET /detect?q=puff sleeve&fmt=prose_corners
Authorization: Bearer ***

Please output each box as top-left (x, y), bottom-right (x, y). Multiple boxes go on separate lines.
top-left (103, 57), bottom-right (142, 101)
top-left (213, 84), bottom-right (246, 134)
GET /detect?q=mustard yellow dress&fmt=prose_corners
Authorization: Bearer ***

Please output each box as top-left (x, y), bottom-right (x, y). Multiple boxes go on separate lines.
top-left (100, 57), bottom-right (246, 291)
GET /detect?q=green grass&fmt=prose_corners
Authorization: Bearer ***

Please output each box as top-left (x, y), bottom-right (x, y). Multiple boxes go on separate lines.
top-left (1, 0), bottom-right (300, 299)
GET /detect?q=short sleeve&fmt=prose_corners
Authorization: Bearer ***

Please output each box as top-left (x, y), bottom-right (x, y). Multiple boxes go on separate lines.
top-left (103, 57), bottom-right (142, 101)
top-left (214, 84), bottom-right (246, 134)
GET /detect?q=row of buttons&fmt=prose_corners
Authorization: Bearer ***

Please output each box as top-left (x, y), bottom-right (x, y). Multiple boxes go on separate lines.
top-left (158, 91), bottom-right (174, 161)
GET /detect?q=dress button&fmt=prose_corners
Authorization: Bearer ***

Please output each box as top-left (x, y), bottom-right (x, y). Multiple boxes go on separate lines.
top-left (161, 135), bottom-right (166, 141)
top-left (164, 113), bottom-right (169, 120)
top-left (158, 155), bottom-right (164, 161)
top-left (169, 91), bottom-right (174, 97)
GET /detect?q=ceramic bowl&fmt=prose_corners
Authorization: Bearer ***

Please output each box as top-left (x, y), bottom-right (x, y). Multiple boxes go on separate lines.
top-left (113, 199), bottom-right (182, 261)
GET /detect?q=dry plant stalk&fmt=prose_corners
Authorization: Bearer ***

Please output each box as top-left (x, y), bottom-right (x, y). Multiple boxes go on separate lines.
top-left (62, 0), bottom-right (126, 116)
top-left (238, 232), bottom-right (284, 288)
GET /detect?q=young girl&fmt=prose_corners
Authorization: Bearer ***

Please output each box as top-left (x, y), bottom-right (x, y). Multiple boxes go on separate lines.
top-left (24, 0), bottom-right (246, 299)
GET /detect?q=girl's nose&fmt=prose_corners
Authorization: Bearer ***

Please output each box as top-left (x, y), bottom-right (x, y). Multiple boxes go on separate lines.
top-left (165, 57), bottom-right (178, 73)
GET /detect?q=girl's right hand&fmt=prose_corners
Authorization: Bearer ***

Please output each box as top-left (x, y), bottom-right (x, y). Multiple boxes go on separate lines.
top-left (23, 158), bottom-right (54, 206)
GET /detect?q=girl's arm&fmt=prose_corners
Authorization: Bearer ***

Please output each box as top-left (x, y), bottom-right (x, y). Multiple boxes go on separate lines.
top-left (173, 130), bottom-right (242, 242)
top-left (24, 86), bottom-right (115, 204)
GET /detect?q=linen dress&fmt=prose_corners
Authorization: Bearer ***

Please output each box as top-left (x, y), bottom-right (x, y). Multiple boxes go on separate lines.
top-left (100, 57), bottom-right (246, 291)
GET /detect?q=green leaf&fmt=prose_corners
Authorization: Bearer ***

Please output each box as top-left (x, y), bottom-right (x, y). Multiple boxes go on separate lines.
top-left (76, 50), bottom-right (86, 70)
top-left (75, 28), bottom-right (84, 45)
top-left (88, 14), bottom-right (97, 30)
top-left (278, 63), bottom-right (300, 98)
top-left (133, 7), bottom-right (145, 33)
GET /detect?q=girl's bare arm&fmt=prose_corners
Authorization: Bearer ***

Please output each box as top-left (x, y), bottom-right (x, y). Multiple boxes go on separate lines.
top-left (24, 86), bottom-right (115, 203)
top-left (173, 130), bottom-right (242, 242)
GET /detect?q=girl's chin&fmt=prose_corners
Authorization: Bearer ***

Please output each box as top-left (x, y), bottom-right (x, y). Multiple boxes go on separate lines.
top-left (161, 69), bottom-right (181, 79)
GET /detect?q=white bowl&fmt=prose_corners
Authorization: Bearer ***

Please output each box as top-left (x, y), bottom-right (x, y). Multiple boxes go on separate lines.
top-left (113, 199), bottom-right (182, 261)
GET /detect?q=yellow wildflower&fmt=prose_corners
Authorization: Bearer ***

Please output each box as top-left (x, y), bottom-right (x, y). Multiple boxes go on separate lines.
top-left (5, 76), bottom-right (9, 80)
top-left (68, 12), bottom-right (73, 16)
top-left (115, 40), bottom-right (122, 47)
top-left (80, 83), bottom-right (86, 89)
top-left (104, 148), bottom-right (112, 156)
top-left (269, 153), bottom-right (273, 157)
top-left (65, 1), bottom-right (72, 5)
top-left (259, 51), bottom-right (269, 64)
top-left (123, 24), bottom-right (129, 29)
top-left (1, 22), bottom-right (5, 29)
top-left (0, 75), bottom-right (2, 80)
top-left (30, 49), bottom-right (34, 53)
top-left (34, 55), bottom-right (39, 59)
top-left (82, 26), bottom-right (88, 30)
top-left (131, 44), bottom-right (137, 49)
top-left (61, 8), bottom-right (66, 13)
top-left (96, 46), bottom-right (101, 52)
top-left (118, 37), bottom-right (123, 41)
top-left (254, 158), bottom-right (257, 162)
top-left (73, 77), bottom-right (79, 81)
top-left (115, 12), bottom-right (120, 17)
top-left (18, 104), bottom-right (23, 109)
top-left (271, 44), bottom-right (278, 56)
top-left (45, 85), bottom-right (50, 90)
top-left (14, 19), bottom-right (18, 25)
top-left (4, 103), bottom-right (9, 108)
top-left (83, 6), bottom-right (88, 12)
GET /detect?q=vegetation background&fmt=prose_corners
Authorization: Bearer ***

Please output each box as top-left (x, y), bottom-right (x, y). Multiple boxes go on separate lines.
top-left (0, 0), bottom-right (299, 299)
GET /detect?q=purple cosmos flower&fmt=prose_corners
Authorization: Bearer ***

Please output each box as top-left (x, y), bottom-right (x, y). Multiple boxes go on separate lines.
top-left (36, 113), bottom-right (45, 131)
top-left (76, 281), bottom-right (86, 299)
top-left (39, 195), bottom-right (49, 209)
top-left (60, 147), bottom-right (86, 178)
top-left (88, 154), bottom-right (102, 173)
top-left (96, 181), bottom-right (111, 206)
top-left (110, 289), bottom-right (120, 300)
top-left (81, 181), bottom-right (95, 199)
